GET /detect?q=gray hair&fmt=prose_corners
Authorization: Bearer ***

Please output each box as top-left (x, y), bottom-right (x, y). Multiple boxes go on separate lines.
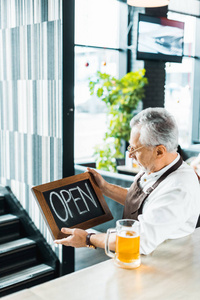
top-left (130, 107), bottom-right (178, 152)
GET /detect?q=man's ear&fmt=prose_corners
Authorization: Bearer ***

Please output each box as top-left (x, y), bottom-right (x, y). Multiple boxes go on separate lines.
top-left (156, 145), bottom-right (166, 157)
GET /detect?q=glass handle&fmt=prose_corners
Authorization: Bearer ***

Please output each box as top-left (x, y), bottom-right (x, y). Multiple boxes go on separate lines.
top-left (105, 228), bottom-right (115, 258)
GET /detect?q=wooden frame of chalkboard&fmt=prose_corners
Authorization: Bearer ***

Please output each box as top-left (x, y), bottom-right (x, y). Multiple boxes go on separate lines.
top-left (31, 172), bottom-right (113, 240)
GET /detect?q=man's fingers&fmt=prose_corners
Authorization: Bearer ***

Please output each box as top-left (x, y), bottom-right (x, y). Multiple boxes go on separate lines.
top-left (87, 167), bottom-right (96, 175)
top-left (87, 168), bottom-right (99, 180)
top-left (54, 238), bottom-right (69, 245)
top-left (54, 228), bottom-right (89, 248)
top-left (61, 227), bottom-right (74, 234)
top-left (54, 228), bottom-right (74, 245)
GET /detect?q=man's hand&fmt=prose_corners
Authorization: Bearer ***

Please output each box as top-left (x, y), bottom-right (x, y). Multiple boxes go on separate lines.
top-left (54, 228), bottom-right (88, 248)
top-left (87, 167), bottom-right (106, 191)
top-left (87, 167), bottom-right (127, 205)
top-left (54, 228), bottom-right (116, 251)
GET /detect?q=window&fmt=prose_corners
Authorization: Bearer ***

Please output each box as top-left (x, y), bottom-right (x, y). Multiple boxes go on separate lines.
top-left (74, 0), bottom-right (127, 161)
top-left (165, 12), bottom-right (196, 148)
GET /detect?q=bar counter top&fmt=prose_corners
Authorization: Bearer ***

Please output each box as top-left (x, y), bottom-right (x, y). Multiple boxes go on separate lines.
top-left (2, 228), bottom-right (200, 300)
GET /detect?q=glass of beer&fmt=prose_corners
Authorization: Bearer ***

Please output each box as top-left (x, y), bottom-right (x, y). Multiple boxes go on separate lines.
top-left (105, 219), bottom-right (140, 269)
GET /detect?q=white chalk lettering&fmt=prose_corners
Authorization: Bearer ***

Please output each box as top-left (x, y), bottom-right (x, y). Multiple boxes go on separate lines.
top-left (49, 182), bottom-right (98, 221)
top-left (79, 183), bottom-right (98, 207)
top-left (70, 187), bottom-right (90, 215)
top-left (49, 191), bottom-right (69, 222)
top-left (60, 190), bottom-right (73, 218)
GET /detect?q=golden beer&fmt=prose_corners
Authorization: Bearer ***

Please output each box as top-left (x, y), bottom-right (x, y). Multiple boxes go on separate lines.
top-left (105, 219), bottom-right (141, 269)
top-left (116, 230), bottom-right (140, 263)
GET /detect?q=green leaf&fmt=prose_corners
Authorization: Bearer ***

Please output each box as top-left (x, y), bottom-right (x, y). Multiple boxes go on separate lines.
top-left (97, 87), bottom-right (104, 98)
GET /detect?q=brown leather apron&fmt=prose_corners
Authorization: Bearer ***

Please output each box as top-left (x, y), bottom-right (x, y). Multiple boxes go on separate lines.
top-left (123, 156), bottom-right (183, 220)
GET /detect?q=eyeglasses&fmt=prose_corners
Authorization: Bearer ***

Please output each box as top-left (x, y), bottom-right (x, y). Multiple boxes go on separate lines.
top-left (127, 145), bottom-right (144, 154)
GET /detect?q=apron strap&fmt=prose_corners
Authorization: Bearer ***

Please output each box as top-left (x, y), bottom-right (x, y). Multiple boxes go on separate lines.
top-left (123, 156), bottom-right (183, 220)
top-left (145, 156), bottom-right (183, 195)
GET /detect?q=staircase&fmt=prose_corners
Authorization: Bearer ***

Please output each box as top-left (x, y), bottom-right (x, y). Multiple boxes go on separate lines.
top-left (0, 186), bottom-right (60, 298)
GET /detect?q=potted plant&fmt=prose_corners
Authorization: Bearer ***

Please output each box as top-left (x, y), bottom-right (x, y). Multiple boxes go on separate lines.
top-left (89, 69), bottom-right (148, 172)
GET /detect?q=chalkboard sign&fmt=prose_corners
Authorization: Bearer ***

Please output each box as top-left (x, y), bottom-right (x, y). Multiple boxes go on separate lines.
top-left (31, 172), bottom-right (113, 240)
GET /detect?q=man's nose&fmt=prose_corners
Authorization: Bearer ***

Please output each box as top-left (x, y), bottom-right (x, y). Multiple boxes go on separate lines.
top-left (129, 152), bottom-right (136, 159)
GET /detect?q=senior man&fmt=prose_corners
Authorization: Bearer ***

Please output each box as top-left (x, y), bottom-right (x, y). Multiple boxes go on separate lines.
top-left (55, 107), bottom-right (200, 255)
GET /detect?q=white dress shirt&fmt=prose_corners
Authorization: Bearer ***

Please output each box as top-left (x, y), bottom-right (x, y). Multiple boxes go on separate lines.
top-left (135, 154), bottom-right (200, 255)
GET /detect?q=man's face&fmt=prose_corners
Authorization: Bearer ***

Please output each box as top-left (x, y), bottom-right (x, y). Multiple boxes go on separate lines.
top-left (129, 127), bottom-right (157, 173)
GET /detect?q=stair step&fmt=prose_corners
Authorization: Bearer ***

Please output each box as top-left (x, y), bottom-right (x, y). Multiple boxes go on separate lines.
top-left (0, 196), bottom-right (6, 215)
top-left (0, 264), bottom-right (55, 297)
top-left (0, 214), bottom-right (21, 244)
top-left (0, 238), bottom-right (37, 276)
top-left (0, 237), bottom-right (36, 254)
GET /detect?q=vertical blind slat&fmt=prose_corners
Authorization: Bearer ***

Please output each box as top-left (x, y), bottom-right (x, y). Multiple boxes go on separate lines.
top-left (0, 0), bottom-right (62, 257)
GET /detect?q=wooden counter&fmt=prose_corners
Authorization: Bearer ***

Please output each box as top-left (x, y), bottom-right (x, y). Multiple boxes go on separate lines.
top-left (3, 228), bottom-right (200, 300)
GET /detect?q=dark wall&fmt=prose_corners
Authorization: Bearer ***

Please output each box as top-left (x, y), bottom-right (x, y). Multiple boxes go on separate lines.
top-left (143, 6), bottom-right (168, 109)
top-left (143, 61), bottom-right (166, 108)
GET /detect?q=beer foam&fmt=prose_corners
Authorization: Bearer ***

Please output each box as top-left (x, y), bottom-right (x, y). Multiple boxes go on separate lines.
top-left (117, 230), bottom-right (139, 238)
